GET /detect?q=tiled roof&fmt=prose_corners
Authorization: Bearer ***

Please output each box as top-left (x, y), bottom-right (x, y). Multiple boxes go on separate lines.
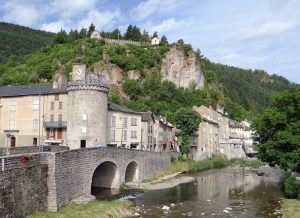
top-left (108, 102), bottom-right (142, 115)
top-left (0, 83), bottom-right (67, 97)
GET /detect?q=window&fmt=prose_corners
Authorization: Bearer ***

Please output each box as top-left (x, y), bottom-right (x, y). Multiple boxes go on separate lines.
top-left (9, 119), bottom-right (15, 129)
top-left (51, 102), bottom-right (54, 110)
top-left (54, 94), bottom-right (59, 101)
top-left (59, 101), bottom-right (62, 109)
top-left (9, 100), bottom-right (16, 111)
top-left (49, 128), bottom-right (54, 139)
top-left (111, 116), bottom-right (116, 127)
top-left (110, 130), bottom-right (115, 141)
top-left (131, 118), bottom-right (137, 126)
top-left (33, 119), bottom-right (38, 131)
top-left (50, 115), bottom-right (54, 121)
top-left (123, 130), bottom-right (127, 141)
top-left (58, 114), bottom-right (62, 121)
top-left (131, 130), bottom-right (137, 139)
top-left (81, 127), bottom-right (87, 133)
top-left (33, 99), bottom-right (39, 111)
top-left (82, 114), bottom-right (87, 120)
top-left (123, 117), bottom-right (128, 128)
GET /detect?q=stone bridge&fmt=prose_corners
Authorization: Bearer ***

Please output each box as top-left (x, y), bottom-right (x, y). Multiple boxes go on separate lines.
top-left (43, 147), bottom-right (177, 211)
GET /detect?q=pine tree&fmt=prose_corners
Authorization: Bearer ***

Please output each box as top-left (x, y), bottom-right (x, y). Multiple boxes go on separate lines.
top-left (152, 31), bottom-right (158, 38)
top-left (160, 35), bottom-right (168, 45)
top-left (87, 23), bottom-right (96, 37)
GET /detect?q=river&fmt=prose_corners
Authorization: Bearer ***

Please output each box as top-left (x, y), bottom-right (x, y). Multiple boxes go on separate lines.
top-left (93, 167), bottom-right (284, 217)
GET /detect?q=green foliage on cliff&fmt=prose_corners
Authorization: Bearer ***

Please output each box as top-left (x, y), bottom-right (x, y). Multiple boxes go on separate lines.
top-left (0, 23), bottom-right (297, 123)
top-left (253, 87), bottom-right (300, 170)
top-left (0, 22), bottom-right (55, 63)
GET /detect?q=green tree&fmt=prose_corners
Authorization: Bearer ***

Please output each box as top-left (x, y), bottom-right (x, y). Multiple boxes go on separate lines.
top-left (180, 134), bottom-right (191, 156)
top-left (152, 31), bottom-right (158, 38)
top-left (174, 107), bottom-right (202, 135)
top-left (160, 35), bottom-right (168, 45)
top-left (124, 25), bottom-right (141, 41)
top-left (122, 79), bottom-right (142, 100)
top-left (53, 29), bottom-right (67, 44)
top-left (253, 87), bottom-right (300, 170)
top-left (87, 23), bottom-right (96, 37)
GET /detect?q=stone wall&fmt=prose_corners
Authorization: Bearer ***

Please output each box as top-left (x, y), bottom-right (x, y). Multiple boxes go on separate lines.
top-left (49, 147), bottom-right (178, 210)
top-left (0, 154), bottom-right (48, 217)
top-left (0, 145), bottom-right (69, 156)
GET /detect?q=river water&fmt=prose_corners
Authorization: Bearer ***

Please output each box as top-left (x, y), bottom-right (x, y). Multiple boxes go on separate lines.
top-left (93, 168), bottom-right (284, 217)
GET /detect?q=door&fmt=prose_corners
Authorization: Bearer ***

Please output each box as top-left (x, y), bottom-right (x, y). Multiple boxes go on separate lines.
top-left (11, 136), bottom-right (16, 147)
top-left (80, 140), bottom-right (86, 148)
top-left (33, 137), bottom-right (37, 146)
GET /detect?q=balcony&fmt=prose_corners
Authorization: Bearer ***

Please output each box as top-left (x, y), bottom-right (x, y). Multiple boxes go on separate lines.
top-left (44, 121), bottom-right (67, 128)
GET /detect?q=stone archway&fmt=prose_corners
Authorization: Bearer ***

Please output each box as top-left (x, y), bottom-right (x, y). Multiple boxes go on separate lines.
top-left (125, 161), bottom-right (138, 183)
top-left (91, 161), bottom-right (119, 189)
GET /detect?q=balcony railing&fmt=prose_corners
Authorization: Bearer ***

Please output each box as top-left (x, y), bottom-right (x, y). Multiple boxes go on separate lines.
top-left (44, 121), bottom-right (67, 128)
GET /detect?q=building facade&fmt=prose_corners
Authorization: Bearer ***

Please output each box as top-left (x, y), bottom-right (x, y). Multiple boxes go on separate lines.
top-left (193, 105), bottom-right (252, 160)
top-left (106, 102), bottom-right (142, 149)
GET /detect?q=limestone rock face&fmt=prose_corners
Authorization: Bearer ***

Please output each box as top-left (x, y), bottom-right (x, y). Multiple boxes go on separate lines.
top-left (161, 47), bottom-right (204, 89)
top-left (93, 63), bottom-right (124, 87)
top-left (127, 70), bottom-right (141, 80)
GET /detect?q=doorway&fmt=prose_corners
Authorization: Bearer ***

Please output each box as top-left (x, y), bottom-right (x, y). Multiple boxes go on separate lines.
top-left (80, 140), bottom-right (86, 148)
top-left (33, 137), bottom-right (37, 146)
top-left (10, 136), bottom-right (16, 147)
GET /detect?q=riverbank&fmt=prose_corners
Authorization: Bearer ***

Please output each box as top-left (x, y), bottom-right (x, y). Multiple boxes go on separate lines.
top-left (283, 199), bottom-right (300, 218)
top-left (27, 200), bottom-right (132, 218)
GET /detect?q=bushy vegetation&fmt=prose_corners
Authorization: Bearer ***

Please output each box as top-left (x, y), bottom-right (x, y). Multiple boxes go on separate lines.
top-left (201, 58), bottom-right (296, 120)
top-left (0, 22), bottom-right (55, 63)
top-left (188, 158), bottom-right (265, 173)
top-left (253, 87), bottom-right (300, 170)
top-left (281, 174), bottom-right (300, 199)
top-left (0, 22), bottom-right (296, 123)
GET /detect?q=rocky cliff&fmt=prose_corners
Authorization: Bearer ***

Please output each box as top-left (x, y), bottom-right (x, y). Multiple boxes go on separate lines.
top-left (161, 47), bottom-right (204, 89)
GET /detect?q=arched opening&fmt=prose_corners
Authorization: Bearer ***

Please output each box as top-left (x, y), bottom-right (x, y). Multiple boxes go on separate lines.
top-left (10, 136), bottom-right (16, 147)
top-left (92, 161), bottom-right (119, 188)
top-left (91, 161), bottom-right (119, 199)
top-left (125, 161), bottom-right (138, 183)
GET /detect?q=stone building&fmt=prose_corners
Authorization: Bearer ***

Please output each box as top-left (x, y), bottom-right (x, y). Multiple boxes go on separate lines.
top-left (193, 105), bottom-right (249, 160)
top-left (106, 102), bottom-right (142, 149)
top-left (141, 112), bottom-right (176, 152)
top-left (0, 84), bottom-right (68, 147)
top-left (151, 37), bottom-right (160, 45)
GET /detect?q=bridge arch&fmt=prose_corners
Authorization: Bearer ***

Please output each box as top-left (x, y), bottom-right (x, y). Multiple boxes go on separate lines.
top-left (125, 161), bottom-right (139, 183)
top-left (91, 161), bottom-right (120, 189)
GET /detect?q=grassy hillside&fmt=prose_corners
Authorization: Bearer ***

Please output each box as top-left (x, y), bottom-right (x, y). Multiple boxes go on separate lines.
top-left (0, 22), bottom-right (55, 63)
top-left (0, 24), bottom-right (296, 122)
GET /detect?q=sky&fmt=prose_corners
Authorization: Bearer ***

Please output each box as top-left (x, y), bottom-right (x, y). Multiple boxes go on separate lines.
top-left (0, 0), bottom-right (299, 83)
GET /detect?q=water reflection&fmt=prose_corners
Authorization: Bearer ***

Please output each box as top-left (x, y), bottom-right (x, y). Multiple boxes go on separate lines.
top-left (129, 168), bottom-right (283, 217)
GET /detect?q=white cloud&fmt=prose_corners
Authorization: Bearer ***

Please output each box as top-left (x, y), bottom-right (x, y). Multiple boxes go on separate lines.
top-left (132, 0), bottom-right (178, 20)
top-left (49, 0), bottom-right (98, 18)
top-left (77, 9), bottom-right (121, 31)
top-left (147, 18), bottom-right (189, 35)
top-left (41, 21), bottom-right (68, 32)
top-left (1, 0), bottom-right (41, 26)
top-left (241, 21), bottom-right (297, 40)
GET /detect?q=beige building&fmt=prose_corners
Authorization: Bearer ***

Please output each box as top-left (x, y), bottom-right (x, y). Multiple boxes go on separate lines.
top-left (193, 105), bottom-right (248, 160)
top-left (0, 84), bottom-right (68, 147)
top-left (107, 102), bottom-right (142, 149)
top-left (141, 112), bottom-right (176, 152)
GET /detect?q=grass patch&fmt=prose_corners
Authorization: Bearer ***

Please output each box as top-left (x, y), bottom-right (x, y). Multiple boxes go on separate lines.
top-left (143, 160), bottom-right (189, 183)
top-left (188, 158), bottom-right (265, 173)
top-left (283, 199), bottom-right (300, 218)
top-left (27, 200), bottom-right (132, 218)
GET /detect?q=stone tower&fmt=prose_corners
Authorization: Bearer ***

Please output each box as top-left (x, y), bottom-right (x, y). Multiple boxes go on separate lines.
top-left (67, 63), bottom-right (109, 149)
